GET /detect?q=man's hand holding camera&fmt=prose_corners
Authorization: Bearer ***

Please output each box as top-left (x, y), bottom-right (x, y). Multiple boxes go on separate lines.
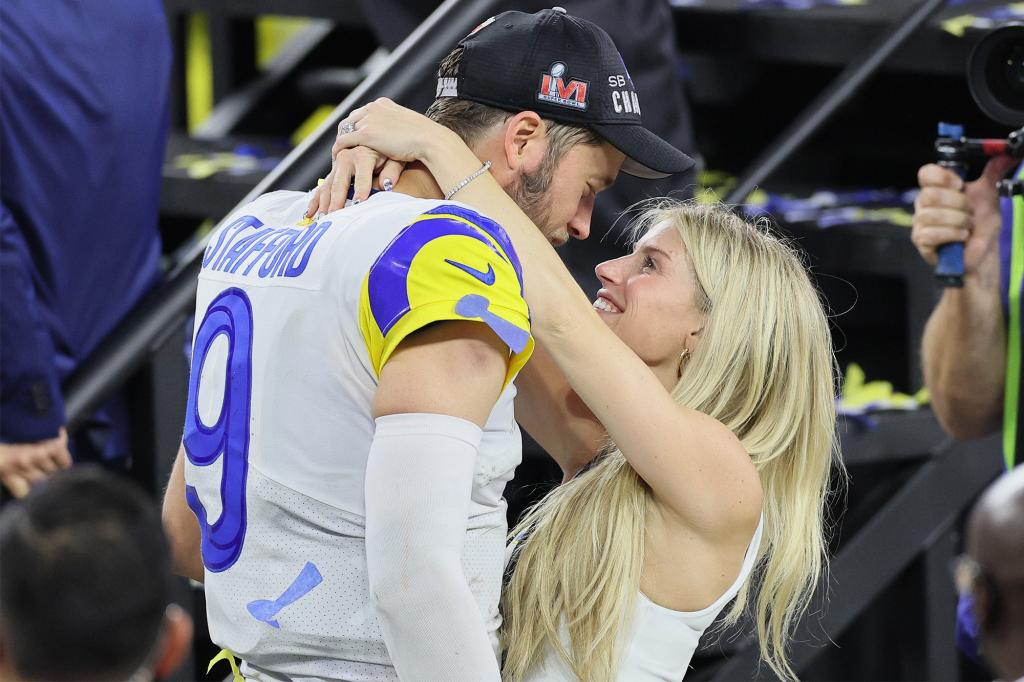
top-left (913, 155), bottom-right (1017, 285)
top-left (914, 153), bottom-right (1015, 440)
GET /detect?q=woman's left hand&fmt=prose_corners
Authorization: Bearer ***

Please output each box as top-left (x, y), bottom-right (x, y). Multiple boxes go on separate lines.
top-left (306, 144), bottom-right (406, 217)
top-left (305, 98), bottom-right (455, 216)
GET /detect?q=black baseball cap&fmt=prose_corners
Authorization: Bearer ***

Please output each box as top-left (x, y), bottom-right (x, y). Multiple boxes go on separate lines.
top-left (435, 7), bottom-right (695, 179)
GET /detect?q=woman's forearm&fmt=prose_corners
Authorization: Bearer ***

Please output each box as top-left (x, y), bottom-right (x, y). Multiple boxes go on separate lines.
top-left (417, 131), bottom-right (672, 446)
top-left (922, 276), bottom-right (1006, 439)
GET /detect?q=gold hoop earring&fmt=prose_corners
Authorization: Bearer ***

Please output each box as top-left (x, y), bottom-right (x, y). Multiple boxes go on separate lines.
top-left (677, 347), bottom-right (691, 378)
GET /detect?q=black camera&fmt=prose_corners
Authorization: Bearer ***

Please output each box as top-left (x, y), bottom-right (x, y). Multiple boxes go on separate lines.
top-left (968, 23), bottom-right (1024, 127)
top-left (932, 23), bottom-right (1024, 287)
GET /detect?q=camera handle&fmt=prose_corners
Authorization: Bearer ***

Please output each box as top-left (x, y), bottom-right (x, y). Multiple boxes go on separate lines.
top-left (935, 123), bottom-right (970, 288)
top-left (933, 124), bottom-right (1024, 287)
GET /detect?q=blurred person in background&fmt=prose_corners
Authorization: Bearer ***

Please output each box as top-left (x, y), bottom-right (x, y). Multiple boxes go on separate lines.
top-left (955, 465), bottom-right (1024, 682)
top-left (0, 0), bottom-right (172, 497)
top-left (0, 466), bottom-right (192, 681)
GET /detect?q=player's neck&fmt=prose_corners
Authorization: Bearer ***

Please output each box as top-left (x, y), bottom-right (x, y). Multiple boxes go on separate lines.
top-left (393, 162), bottom-right (444, 200)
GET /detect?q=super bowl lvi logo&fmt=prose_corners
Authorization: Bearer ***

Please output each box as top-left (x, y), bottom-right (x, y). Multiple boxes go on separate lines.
top-left (537, 62), bottom-right (589, 111)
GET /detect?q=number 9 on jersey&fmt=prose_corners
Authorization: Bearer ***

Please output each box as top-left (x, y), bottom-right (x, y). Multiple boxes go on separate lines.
top-left (183, 287), bottom-right (254, 573)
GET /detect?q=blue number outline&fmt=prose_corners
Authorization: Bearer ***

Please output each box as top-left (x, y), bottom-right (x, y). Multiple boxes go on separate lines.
top-left (184, 287), bottom-right (253, 573)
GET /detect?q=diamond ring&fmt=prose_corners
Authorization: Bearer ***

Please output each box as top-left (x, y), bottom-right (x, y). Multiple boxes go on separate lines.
top-left (338, 121), bottom-right (356, 135)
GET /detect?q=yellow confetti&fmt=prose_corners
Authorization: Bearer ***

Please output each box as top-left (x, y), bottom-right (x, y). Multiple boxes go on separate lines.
top-left (942, 14), bottom-right (978, 38)
top-left (840, 363), bottom-right (925, 413)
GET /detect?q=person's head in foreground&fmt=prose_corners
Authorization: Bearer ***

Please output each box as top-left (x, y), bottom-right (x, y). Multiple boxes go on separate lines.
top-left (502, 200), bottom-right (842, 681)
top-left (424, 8), bottom-right (692, 245)
top-left (959, 465), bottom-right (1024, 682)
top-left (0, 466), bottom-right (192, 681)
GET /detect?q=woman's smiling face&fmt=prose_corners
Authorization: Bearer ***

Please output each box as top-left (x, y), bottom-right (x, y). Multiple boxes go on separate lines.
top-left (592, 224), bottom-right (705, 388)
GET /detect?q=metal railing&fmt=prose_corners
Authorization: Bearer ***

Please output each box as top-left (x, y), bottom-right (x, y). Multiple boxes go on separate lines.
top-left (724, 0), bottom-right (947, 205)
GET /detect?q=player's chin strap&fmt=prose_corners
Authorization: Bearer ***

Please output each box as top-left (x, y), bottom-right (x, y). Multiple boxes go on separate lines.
top-left (208, 648), bottom-right (244, 682)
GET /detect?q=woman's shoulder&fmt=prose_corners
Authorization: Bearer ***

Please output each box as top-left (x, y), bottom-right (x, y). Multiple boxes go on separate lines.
top-left (646, 406), bottom-right (763, 537)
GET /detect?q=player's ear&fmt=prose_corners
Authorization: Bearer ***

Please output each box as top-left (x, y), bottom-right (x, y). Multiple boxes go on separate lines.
top-left (502, 111), bottom-right (546, 175)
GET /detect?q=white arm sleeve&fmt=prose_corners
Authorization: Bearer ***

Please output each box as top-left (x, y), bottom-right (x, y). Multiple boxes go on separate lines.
top-left (364, 413), bottom-right (502, 682)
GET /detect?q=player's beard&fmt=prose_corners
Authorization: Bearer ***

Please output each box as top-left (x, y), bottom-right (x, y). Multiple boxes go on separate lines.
top-left (507, 158), bottom-right (557, 241)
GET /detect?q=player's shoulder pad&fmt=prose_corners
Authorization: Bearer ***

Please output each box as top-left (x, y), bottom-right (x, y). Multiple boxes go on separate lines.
top-left (358, 204), bottom-right (533, 385)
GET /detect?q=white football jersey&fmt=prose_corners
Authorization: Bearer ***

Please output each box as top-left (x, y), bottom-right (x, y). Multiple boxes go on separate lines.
top-left (182, 189), bottom-right (533, 680)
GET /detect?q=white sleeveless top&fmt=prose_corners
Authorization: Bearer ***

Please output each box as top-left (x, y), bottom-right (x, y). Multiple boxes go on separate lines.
top-left (522, 516), bottom-right (763, 681)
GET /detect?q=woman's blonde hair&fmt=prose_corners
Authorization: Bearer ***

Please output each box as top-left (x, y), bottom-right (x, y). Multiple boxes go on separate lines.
top-left (501, 200), bottom-right (843, 681)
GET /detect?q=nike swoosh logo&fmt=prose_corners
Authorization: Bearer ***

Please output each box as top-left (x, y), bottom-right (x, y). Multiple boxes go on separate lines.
top-left (445, 259), bottom-right (496, 285)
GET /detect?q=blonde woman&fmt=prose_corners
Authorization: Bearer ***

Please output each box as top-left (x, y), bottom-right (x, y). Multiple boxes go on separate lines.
top-left (323, 98), bottom-right (842, 681)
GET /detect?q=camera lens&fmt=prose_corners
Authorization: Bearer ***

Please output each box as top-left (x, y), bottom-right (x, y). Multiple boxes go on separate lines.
top-left (969, 24), bottom-right (1024, 126)
top-left (990, 41), bottom-right (1024, 97)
